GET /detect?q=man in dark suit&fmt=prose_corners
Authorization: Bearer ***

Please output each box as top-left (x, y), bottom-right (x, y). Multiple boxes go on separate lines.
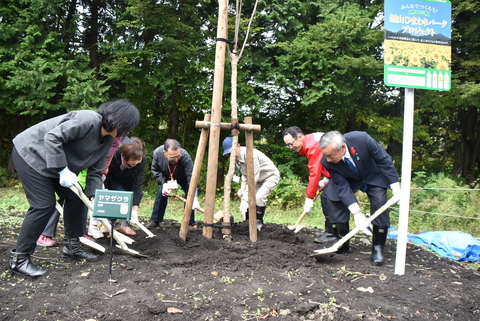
top-left (319, 131), bottom-right (401, 266)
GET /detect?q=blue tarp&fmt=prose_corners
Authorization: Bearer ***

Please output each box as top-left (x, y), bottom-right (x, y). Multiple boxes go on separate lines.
top-left (388, 226), bottom-right (480, 262)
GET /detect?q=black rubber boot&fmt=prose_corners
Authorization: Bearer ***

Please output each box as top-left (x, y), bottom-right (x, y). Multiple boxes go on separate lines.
top-left (62, 238), bottom-right (98, 261)
top-left (332, 222), bottom-right (350, 254)
top-left (371, 226), bottom-right (388, 266)
top-left (255, 206), bottom-right (266, 231)
top-left (325, 216), bottom-right (334, 234)
top-left (314, 216), bottom-right (336, 241)
top-left (9, 249), bottom-right (47, 278)
top-left (313, 234), bottom-right (337, 243)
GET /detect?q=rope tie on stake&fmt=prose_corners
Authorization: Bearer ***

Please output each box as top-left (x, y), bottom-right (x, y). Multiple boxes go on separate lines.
top-left (203, 223), bottom-right (232, 229)
top-left (216, 38), bottom-right (237, 45)
top-left (231, 120), bottom-right (240, 136)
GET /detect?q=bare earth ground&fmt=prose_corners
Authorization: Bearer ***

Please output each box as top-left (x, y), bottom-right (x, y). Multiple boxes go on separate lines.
top-left (1, 209), bottom-right (480, 321)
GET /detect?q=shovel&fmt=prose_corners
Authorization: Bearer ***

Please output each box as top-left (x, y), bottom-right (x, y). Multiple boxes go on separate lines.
top-left (310, 195), bottom-right (400, 258)
top-left (288, 191), bottom-right (320, 233)
top-left (135, 220), bottom-right (155, 238)
top-left (287, 211), bottom-right (307, 233)
top-left (70, 182), bottom-right (147, 258)
top-left (172, 194), bottom-right (227, 223)
top-left (171, 194), bottom-right (205, 213)
top-left (54, 202), bottom-right (106, 253)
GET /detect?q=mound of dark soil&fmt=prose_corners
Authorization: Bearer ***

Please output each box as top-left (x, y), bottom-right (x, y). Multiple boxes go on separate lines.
top-left (1, 210), bottom-right (479, 320)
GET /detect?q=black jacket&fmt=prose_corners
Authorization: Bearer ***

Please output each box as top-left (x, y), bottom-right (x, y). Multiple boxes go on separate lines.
top-left (104, 148), bottom-right (146, 206)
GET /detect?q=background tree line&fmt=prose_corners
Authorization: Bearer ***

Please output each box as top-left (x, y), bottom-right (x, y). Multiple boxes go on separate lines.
top-left (0, 0), bottom-right (478, 188)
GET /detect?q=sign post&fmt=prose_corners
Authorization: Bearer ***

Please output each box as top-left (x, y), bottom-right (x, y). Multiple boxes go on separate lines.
top-left (383, 0), bottom-right (451, 275)
top-left (93, 190), bottom-right (133, 280)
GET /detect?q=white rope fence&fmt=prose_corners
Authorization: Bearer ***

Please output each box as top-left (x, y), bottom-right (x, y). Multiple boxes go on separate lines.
top-left (411, 187), bottom-right (480, 191)
top-left (358, 187), bottom-right (479, 220)
top-left (359, 204), bottom-right (480, 220)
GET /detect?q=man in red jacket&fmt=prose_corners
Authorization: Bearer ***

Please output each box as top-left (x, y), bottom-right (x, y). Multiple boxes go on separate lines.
top-left (282, 126), bottom-right (334, 242)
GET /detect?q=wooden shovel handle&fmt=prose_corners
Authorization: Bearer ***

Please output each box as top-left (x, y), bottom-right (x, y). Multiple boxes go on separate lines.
top-left (291, 190), bottom-right (320, 228)
top-left (292, 211), bottom-right (307, 227)
top-left (172, 194), bottom-right (205, 214)
top-left (313, 195), bottom-right (401, 254)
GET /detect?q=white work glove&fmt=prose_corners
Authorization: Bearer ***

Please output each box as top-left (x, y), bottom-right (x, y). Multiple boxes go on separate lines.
top-left (240, 199), bottom-right (249, 213)
top-left (303, 198), bottom-right (314, 213)
top-left (130, 210), bottom-right (138, 224)
top-left (352, 212), bottom-right (373, 236)
top-left (58, 167), bottom-right (77, 187)
top-left (237, 189), bottom-right (245, 198)
top-left (192, 197), bottom-right (200, 211)
top-left (390, 182), bottom-right (401, 200)
top-left (318, 177), bottom-right (330, 191)
top-left (162, 183), bottom-right (173, 196)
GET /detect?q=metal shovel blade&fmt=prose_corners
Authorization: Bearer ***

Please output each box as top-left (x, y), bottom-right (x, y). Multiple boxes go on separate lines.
top-left (288, 211), bottom-right (307, 232)
top-left (115, 245), bottom-right (148, 258)
top-left (310, 246), bottom-right (340, 257)
top-left (292, 225), bottom-right (305, 233)
top-left (310, 195), bottom-right (400, 258)
top-left (287, 224), bottom-right (305, 233)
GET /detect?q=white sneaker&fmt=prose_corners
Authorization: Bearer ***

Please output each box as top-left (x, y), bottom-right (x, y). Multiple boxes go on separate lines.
top-left (88, 225), bottom-right (104, 239)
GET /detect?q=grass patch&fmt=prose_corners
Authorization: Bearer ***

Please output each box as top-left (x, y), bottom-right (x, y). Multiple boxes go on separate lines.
top-left (1, 171), bottom-right (479, 237)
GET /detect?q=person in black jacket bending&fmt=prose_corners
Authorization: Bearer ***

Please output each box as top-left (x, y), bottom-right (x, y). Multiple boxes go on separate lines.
top-left (320, 131), bottom-right (401, 266)
top-left (147, 139), bottom-right (198, 230)
top-left (104, 137), bottom-right (147, 235)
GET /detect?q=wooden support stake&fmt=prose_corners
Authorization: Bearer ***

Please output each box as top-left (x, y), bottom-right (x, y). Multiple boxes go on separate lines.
top-left (244, 117), bottom-right (257, 242)
top-left (203, 0), bottom-right (228, 239)
top-left (179, 114), bottom-right (211, 241)
top-left (222, 134), bottom-right (238, 242)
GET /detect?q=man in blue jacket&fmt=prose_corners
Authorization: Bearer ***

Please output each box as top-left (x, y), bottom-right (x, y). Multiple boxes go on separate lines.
top-left (320, 131), bottom-right (401, 266)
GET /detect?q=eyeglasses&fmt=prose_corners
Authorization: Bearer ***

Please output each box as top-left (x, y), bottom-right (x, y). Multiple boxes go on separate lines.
top-left (166, 154), bottom-right (181, 161)
top-left (285, 137), bottom-right (297, 148)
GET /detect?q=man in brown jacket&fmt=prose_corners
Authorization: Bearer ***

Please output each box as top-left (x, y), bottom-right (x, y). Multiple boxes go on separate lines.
top-left (222, 137), bottom-right (280, 230)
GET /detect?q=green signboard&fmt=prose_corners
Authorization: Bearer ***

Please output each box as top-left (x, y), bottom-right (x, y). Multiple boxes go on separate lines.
top-left (384, 0), bottom-right (451, 90)
top-left (92, 190), bottom-right (133, 220)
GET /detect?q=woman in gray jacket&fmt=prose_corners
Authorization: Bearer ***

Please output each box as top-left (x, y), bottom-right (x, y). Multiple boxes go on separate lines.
top-left (10, 98), bottom-right (140, 278)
